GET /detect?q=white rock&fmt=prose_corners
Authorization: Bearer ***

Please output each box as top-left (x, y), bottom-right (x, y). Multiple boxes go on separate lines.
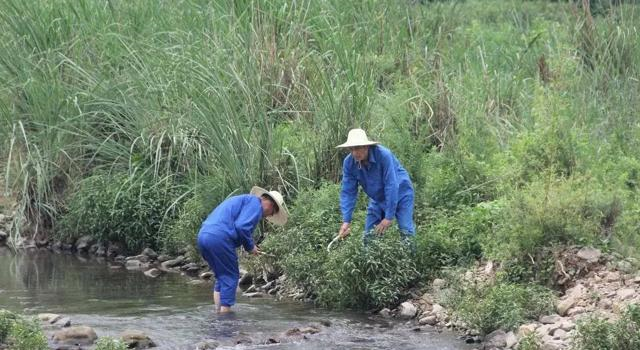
top-left (552, 328), bottom-right (567, 339)
top-left (505, 331), bottom-right (518, 348)
top-left (38, 313), bottom-right (61, 324)
top-left (484, 329), bottom-right (507, 348)
top-left (144, 268), bottom-right (162, 278)
top-left (398, 301), bottom-right (417, 319)
top-left (539, 314), bottom-right (563, 324)
top-left (606, 271), bottom-right (621, 282)
top-left (617, 288), bottom-right (635, 300)
top-left (418, 316), bottom-right (437, 325)
top-left (559, 320), bottom-right (575, 331)
top-left (577, 247), bottom-right (601, 262)
top-left (431, 304), bottom-right (445, 316)
top-left (567, 306), bottom-right (588, 317)
top-left (432, 278), bottom-right (446, 289)
top-left (518, 323), bottom-right (539, 337)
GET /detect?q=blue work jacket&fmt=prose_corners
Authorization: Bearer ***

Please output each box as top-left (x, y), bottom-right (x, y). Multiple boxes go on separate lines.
top-left (198, 194), bottom-right (262, 252)
top-left (340, 145), bottom-right (413, 223)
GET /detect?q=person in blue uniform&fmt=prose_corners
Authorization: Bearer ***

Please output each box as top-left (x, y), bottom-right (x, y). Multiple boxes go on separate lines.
top-left (336, 129), bottom-right (415, 242)
top-left (197, 186), bottom-right (288, 314)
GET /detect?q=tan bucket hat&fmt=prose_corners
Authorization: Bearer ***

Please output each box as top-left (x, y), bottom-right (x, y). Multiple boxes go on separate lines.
top-left (336, 128), bottom-right (380, 148)
top-left (250, 186), bottom-right (289, 226)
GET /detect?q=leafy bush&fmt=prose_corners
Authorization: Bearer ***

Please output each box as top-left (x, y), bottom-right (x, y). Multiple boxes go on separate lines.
top-left (0, 309), bottom-right (18, 344)
top-left (508, 85), bottom-right (579, 182)
top-left (571, 304), bottom-right (640, 350)
top-left (415, 204), bottom-right (496, 276)
top-left (485, 177), bottom-right (617, 260)
top-left (58, 173), bottom-right (185, 253)
top-left (95, 337), bottom-right (128, 350)
top-left (317, 231), bottom-right (418, 309)
top-left (8, 318), bottom-right (48, 350)
top-left (159, 194), bottom-right (203, 258)
top-left (160, 173), bottom-right (243, 258)
top-left (447, 280), bottom-right (554, 335)
top-left (261, 183), bottom-right (417, 309)
top-left (517, 333), bottom-right (542, 350)
top-left (417, 151), bottom-right (495, 210)
top-left (499, 251), bottom-right (556, 285)
top-left (260, 183), bottom-right (343, 292)
top-left (0, 310), bottom-right (47, 350)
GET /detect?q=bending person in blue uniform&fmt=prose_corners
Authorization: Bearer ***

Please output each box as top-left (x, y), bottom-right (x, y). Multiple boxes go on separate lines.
top-left (197, 186), bottom-right (288, 314)
top-left (337, 129), bottom-right (415, 242)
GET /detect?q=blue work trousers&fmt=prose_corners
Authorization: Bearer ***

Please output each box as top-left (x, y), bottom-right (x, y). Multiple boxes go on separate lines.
top-left (364, 192), bottom-right (415, 240)
top-left (197, 232), bottom-right (239, 307)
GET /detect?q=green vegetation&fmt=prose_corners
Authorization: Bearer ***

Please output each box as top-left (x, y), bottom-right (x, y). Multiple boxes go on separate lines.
top-left (517, 334), bottom-right (543, 350)
top-left (0, 310), bottom-right (47, 350)
top-left (572, 304), bottom-right (640, 350)
top-left (58, 173), bottom-right (184, 253)
top-left (95, 337), bottom-right (128, 350)
top-left (1, 0), bottom-right (639, 336)
top-left (444, 279), bottom-right (554, 334)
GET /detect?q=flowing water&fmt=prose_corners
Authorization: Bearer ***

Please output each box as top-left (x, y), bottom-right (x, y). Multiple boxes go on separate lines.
top-left (0, 247), bottom-right (475, 349)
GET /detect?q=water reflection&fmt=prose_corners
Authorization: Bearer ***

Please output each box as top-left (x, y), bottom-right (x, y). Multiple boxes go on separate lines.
top-left (0, 248), bottom-right (211, 315)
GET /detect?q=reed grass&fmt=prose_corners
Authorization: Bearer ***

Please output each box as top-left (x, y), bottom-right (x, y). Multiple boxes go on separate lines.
top-left (0, 0), bottom-right (637, 253)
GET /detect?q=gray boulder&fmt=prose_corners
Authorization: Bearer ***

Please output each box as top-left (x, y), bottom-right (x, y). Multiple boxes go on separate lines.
top-left (52, 326), bottom-right (97, 346)
top-left (75, 235), bottom-right (95, 253)
top-left (120, 330), bottom-right (156, 349)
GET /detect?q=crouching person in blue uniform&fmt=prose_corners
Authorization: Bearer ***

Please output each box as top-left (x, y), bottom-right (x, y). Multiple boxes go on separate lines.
top-left (197, 186), bottom-right (288, 314)
top-left (336, 129), bottom-right (415, 245)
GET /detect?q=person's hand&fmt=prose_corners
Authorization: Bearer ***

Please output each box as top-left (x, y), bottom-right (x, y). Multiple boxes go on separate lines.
top-left (375, 218), bottom-right (393, 234)
top-left (338, 222), bottom-right (351, 239)
top-left (251, 245), bottom-right (262, 256)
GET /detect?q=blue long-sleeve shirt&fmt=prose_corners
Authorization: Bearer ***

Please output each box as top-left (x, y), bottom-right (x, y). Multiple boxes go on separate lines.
top-left (340, 145), bottom-right (413, 223)
top-left (198, 194), bottom-right (262, 252)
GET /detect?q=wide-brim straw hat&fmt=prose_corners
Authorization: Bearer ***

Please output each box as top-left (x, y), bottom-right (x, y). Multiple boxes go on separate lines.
top-left (336, 128), bottom-right (380, 148)
top-left (250, 186), bottom-right (289, 226)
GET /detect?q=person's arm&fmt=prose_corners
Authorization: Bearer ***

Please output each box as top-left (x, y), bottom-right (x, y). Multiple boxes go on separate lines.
top-left (340, 157), bottom-right (358, 224)
top-left (234, 197), bottom-right (262, 252)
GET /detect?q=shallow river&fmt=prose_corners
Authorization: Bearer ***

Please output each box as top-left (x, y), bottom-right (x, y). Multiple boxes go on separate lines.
top-left (0, 248), bottom-right (475, 349)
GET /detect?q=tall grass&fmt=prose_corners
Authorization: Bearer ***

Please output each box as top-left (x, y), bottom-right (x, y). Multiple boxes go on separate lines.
top-left (0, 0), bottom-right (638, 262)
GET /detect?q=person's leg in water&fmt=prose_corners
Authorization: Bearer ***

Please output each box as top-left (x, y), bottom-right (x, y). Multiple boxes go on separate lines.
top-left (198, 233), bottom-right (240, 313)
top-left (212, 241), bottom-right (239, 314)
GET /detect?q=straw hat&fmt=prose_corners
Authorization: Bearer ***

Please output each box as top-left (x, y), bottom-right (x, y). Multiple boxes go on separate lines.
top-left (250, 186), bottom-right (289, 226)
top-left (336, 128), bottom-right (380, 148)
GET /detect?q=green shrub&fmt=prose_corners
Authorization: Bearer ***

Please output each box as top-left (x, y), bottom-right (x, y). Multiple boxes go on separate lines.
top-left (517, 333), bottom-right (542, 350)
top-left (95, 337), bottom-right (128, 350)
top-left (160, 194), bottom-right (204, 258)
top-left (260, 183), bottom-right (343, 291)
top-left (571, 304), bottom-right (640, 350)
top-left (448, 280), bottom-right (554, 335)
top-left (417, 151), bottom-right (495, 210)
top-left (508, 85), bottom-right (579, 182)
top-left (499, 251), bottom-right (556, 285)
top-left (415, 204), bottom-right (496, 276)
top-left (58, 173), bottom-right (185, 253)
top-left (0, 309), bottom-right (18, 344)
top-left (7, 318), bottom-right (47, 350)
top-left (261, 183), bottom-right (417, 309)
top-left (485, 177), bottom-right (616, 261)
top-left (160, 171), bottom-right (253, 257)
top-left (317, 231), bottom-right (418, 310)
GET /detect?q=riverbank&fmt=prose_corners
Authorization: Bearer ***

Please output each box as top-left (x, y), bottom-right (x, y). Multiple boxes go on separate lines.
top-left (2, 208), bottom-right (639, 350)
top-left (0, 248), bottom-right (475, 350)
